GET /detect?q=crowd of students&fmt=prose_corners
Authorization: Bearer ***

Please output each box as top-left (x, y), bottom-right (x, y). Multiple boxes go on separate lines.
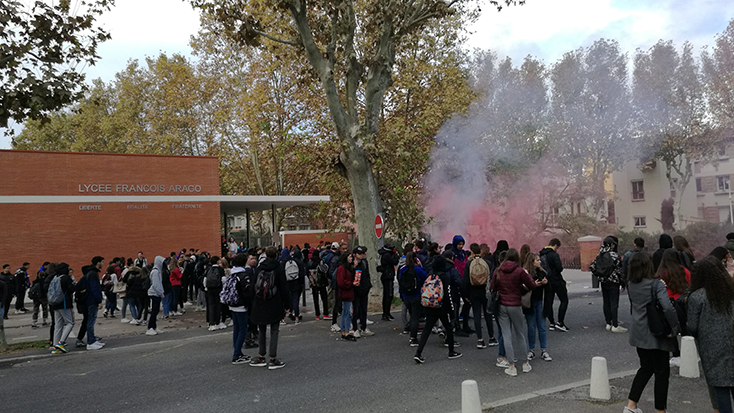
top-left (2, 232), bottom-right (734, 412)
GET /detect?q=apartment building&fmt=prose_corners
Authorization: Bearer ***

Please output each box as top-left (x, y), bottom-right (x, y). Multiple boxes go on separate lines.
top-left (611, 140), bottom-right (734, 233)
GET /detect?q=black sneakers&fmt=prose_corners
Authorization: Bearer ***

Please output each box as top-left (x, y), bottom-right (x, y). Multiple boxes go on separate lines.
top-left (268, 358), bottom-right (285, 370)
top-left (555, 323), bottom-right (569, 332)
top-left (448, 351), bottom-right (463, 359)
top-left (488, 337), bottom-right (499, 346)
top-left (414, 355), bottom-right (425, 364)
top-left (249, 356), bottom-right (267, 367)
top-left (409, 338), bottom-right (419, 347)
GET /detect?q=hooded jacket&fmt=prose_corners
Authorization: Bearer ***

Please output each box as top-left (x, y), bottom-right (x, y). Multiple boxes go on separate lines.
top-left (539, 247), bottom-right (564, 284)
top-left (286, 250), bottom-right (307, 292)
top-left (250, 257), bottom-right (291, 325)
top-left (337, 264), bottom-right (355, 302)
top-left (492, 240), bottom-right (509, 269)
top-left (589, 236), bottom-right (624, 285)
top-left (451, 235), bottom-right (467, 275)
top-left (489, 260), bottom-right (535, 307)
top-left (354, 257), bottom-right (372, 296)
top-left (147, 256), bottom-right (165, 297)
top-left (398, 264), bottom-right (428, 299)
top-left (84, 264), bottom-right (103, 305)
top-left (653, 234), bottom-right (673, 272)
top-left (123, 266), bottom-right (147, 299)
top-left (378, 245), bottom-right (400, 281)
top-left (279, 248), bottom-right (291, 262)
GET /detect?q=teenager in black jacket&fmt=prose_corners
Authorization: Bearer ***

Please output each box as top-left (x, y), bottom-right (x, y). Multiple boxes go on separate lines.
top-left (414, 254), bottom-right (462, 364)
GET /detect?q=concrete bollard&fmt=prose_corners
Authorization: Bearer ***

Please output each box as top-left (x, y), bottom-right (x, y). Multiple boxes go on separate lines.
top-left (461, 380), bottom-right (482, 413)
top-left (680, 336), bottom-right (700, 378)
top-left (590, 356), bottom-right (611, 400)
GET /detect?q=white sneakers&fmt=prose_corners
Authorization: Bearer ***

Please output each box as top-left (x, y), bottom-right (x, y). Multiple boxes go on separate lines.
top-left (146, 328), bottom-right (158, 336)
top-left (86, 341), bottom-right (104, 350)
top-left (208, 325), bottom-right (219, 331)
top-left (217, 322), bottom-right (227, 330)
top-left (353, 329), bottom-right (361, 339)
top-left (129, 319), bottom-right (141, 325)
top-left (361, 328), bottom-right (375, 337)
top-left (669, 356), bottom-right (681, 367)
top-left (366, 319), bottom-right (374, 326)
top-left (330, 324), bottom-right (341, 332)
top-left (504, 366), bottom-right (518, 376)
top-left (623, 406), bottom-right (643, 413)
top-left (522, 363), bottom-right (532, 373)
top-left (606, 324), bottom-right (612, 331)
top-left (611, 326), bottom-right (628, 333)
top-left (121, 318), bottom-right (130, 323)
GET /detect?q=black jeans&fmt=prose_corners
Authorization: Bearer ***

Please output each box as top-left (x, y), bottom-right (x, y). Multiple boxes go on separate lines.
top-left (601, 282), bottom-right (620, 327)
top-left (15, 287), bottom-right (26, 310)
top-left (77, 307), bottom-right (89, 341)
top-left (148, 296), bottom-right (161, 330)
top-left (629, 348), bottom-right (670, 411)
top-left (416, 312), bottom-right (454, 356)
top-left (545, 281), bottom-right (569, 325)
top-left (258, 322), bottom-right (280, 358)
top-left (2, 291), bottom-right (13, 318)
top-left (381, 278), bottom-right (393, 317)
top-left (471, 295), bottom-right (494, 340)
top-left (312, 286), bottom-right (328, 317)
top-left (715, 387), bottom-right (734, 413)
top-left (352, 293), bottom-right (368, 331)
top-left (460, 300), bottom-right (472, 330)
top-left (331, 289), bottom-right (341, 324)
top-left (206, 290), bottom-right (221, 326)
top-left (404, 296), bottom-right (422, 340)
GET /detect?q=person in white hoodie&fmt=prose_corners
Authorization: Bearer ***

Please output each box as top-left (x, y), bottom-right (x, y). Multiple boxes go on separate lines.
top-left (146, 256), bottom-right (165, 336)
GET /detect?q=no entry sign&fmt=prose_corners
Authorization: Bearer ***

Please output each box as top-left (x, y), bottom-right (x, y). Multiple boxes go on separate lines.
top-left (375, 213), bottom-right (384, 239)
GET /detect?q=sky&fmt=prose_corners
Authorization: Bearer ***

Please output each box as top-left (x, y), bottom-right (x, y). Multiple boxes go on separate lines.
top-left (2, 0), bottom-right (734, 149)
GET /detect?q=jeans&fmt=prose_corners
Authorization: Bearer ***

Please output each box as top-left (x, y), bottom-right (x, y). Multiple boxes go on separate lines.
top-left (258, 322), bottom-right (280, 358)
top-left (352, 293), bottom-right (368, 331)
top-left (206, 290), bottom-right (221, 326)
top-left (231, 311), bottom-right (248, 360)
top-left (381, 278), bottom-right (394, 317)
top-left (104, 292), bottom-right (116, 314)
top-left (601, 282), bottom-right (620, 327)
top-left (471, 295), bottom-right (494, 340)
top-left (498, 305), bottom-right (528, 366)
top-left (628, 348), bottom-right (670, 411)
top-left (171, 286), bottom-right (181, 313)
top-left (162, 292), bottom-right (170, 316)
top-left (341, 301), bottom-right (353, 332)
top-left (715, 387), bottom-right (734, 413)
top-left (290, 287), bottom-right (302, 318)
top-left (32, 299), bottom-right (49, 322)
top-left (86, 303), bottom-right (98, 345)
top-left (312, 286), bottom-right (328, 317)
top-left (404, 296), bottom-right (422, 340)
top-left (53, 309), bottom-right (74, 345)
top-left (545, 281), bottom-right (569, 325)
top-left (416, 312), bottom-right (454, 355)
top-left (460, 300), bottom-right (472, 330)
top-left (526, 299), bottom-right (547, 351)
top-left (121, 297), bottom-right (129, 319)
top-left (15, 287), bottom-right (26, 310)
top-left (128, 297), bottom-right (140, 320)
top-left (77, 306), bottom-right (89, 342)
top-left (148, 296), bottom-right (161, 330)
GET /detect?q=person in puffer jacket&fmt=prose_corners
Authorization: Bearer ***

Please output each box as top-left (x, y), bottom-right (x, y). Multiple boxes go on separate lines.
top-left (589, 236), bottom-right (626, 333)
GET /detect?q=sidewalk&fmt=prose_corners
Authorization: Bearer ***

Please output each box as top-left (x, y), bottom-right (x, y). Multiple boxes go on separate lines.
top-left (2, 298), bottom-right (213, 346)
top-left (483, 371), bottom-right (712, 413)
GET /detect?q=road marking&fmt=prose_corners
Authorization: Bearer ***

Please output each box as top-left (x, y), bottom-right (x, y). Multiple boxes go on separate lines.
top-left (11, 336), bottom-right (37, 341)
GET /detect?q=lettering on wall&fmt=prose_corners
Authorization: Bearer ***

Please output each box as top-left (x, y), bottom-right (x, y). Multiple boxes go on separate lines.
top-left (127, 205), bottom-right (148, 210)
top-left (77, 184), bottom-right (203, 193)
top-left (79, 205), bottom-right (102, 210)
top-left (173, 204), bottom-right (202, 209)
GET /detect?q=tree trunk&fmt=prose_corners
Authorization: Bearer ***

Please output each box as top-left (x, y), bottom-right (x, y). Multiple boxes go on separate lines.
top-left (341, 138), bottom-right (383, 304)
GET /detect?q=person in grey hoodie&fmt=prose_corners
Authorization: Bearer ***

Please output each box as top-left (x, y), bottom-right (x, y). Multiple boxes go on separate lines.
top-left (623, 251), bottom-right (680, 413)
top-left (146, 256), bottom-right (165, 336)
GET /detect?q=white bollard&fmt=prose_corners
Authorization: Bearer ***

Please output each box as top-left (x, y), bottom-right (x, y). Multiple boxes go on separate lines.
top-left (680, 336), bottom-right (700, 378)
top-left (590, 356), bottom-right (611, 400)
top-left (461, 380), bottom-right (482, 413)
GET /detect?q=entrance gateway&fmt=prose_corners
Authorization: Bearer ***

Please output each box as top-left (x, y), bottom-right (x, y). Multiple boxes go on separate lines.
top-left (0, 150), bottom-right (329, 271)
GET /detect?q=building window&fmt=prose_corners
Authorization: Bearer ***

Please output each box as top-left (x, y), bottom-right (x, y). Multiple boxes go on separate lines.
top-left (634, 216), bottom-right (647, 228)
top-left (631, 180), bottom-right (644, 201)
top-left (696, 178), bottom-right (702, 193)
top-left (717, 175), bottom-right (730, 192)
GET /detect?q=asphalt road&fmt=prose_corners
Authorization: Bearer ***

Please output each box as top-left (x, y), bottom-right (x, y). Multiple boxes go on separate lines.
top-left (0, 289), bottom-right (704, 413)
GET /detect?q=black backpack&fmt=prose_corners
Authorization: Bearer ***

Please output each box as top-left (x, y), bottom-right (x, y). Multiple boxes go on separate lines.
top-left (205, 266), bottom-right (222, 289)
top-left (75, 275), bottom-right (89, 303)
top-left (593, 252), bottom-right (615, 281)
top-left (254, 269), bottom-right (278, 300)
top-left (399, 267), bottom-right (419, 296)
top-left (28, 280), bottom-right (43, 300)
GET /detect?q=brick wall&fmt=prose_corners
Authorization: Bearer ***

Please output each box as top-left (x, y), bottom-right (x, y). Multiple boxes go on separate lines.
top-left (0, 150), bottom-right (220, 272)
top-left (704, 206), bottom-right (719, 223)
top-left (282, 232), bottom-right (350, 250)
top-left (701, 176), bottom-right (717, 193)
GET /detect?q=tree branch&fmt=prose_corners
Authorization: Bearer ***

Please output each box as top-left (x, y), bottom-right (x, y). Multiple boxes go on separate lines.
top-left (251, 28), bottom-right (301, 46)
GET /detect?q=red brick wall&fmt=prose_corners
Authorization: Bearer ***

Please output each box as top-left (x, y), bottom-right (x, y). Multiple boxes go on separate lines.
top-left (579, 239), bottom-right (602, 271)
top-left (0, 150), bottom-right (220, 272)
top-left (282, 232), bottom-right (350, 250)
